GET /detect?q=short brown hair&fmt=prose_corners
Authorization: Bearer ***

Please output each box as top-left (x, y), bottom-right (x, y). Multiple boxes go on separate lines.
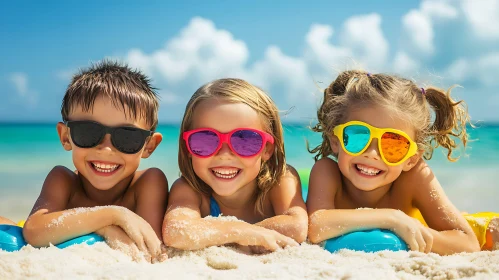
top-left (61, 60), bottom-right (160, 130)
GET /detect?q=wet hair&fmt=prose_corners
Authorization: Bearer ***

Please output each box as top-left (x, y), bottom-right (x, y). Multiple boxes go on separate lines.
top-left (310, 70), bottom-right (471, 162)
top-left (178, 78), bottom-right (286, 215)
top-left (61, 60), bottom-right (159, 130)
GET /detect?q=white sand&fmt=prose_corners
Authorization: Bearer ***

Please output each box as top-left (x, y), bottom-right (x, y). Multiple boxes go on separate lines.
top-left (1, 243), bottom-right (498, 279)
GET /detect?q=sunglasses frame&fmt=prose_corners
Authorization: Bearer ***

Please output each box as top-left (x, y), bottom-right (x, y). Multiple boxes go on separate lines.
top-left (65, 120), bottom-right (153, 154)
top-left (183, 127), bottom-right (274, 158)
top-left (333, 121), bottom-right (418, 166)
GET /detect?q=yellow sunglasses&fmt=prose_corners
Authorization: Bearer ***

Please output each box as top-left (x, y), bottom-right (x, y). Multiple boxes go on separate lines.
top-left (333, 121), bottom-right (418, 166)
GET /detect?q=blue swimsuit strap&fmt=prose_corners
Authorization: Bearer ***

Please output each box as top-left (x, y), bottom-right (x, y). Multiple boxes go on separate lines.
top-left (210, 196), bottom-right (222, 217)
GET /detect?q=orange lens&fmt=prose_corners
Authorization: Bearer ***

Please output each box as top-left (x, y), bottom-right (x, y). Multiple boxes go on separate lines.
top-left (380, 132), bottom-right (411, 163)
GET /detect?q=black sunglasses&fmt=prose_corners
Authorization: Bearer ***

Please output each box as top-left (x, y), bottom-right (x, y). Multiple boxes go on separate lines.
top-left (65, 120), bottom-right (153, 154)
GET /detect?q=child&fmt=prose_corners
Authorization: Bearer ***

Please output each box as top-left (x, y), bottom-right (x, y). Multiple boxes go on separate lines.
top-left (21, 60), bottom-right (168, 262)
top-left (307, 70), bottom-right (497, 255)
top-left (163, 78), bottom-right (307, 253)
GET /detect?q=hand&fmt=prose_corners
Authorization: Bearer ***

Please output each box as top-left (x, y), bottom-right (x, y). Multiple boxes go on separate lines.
top-left (235, 225), bottom-right (299, 252)
top-left (96, 225), bottom-right (168, 263)
top-left (389, 210), bottom-right (433, 253)
top-left (112, 208), bottom-right (164, 261)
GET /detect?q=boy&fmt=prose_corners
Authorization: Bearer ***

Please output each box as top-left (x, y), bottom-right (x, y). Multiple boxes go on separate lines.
top-left (21, 60), bottom-right (168, 262)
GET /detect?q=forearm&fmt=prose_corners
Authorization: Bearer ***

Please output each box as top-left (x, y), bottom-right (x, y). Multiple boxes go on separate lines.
top-left (163, 209), bottom-right (255, 250)
top-left (308, 208), bottom-right (394, 243)
top-left (256, 209), bottom-right (308, 243)
top-left (23, 206), bottom-right (125, 247)
top-left (0, 216), bottom-right (16, 225)
top-left (429, 228), bottom-right (480, 255)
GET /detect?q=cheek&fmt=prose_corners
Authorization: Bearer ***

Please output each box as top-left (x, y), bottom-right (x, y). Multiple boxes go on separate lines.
top-left (191, 157), bottom-right (209, 174)
top-left (122, 154), bottom-right (142, 168)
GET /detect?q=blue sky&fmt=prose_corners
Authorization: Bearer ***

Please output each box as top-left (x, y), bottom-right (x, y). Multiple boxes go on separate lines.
top-left (1, 0), bottom-right (498, 123)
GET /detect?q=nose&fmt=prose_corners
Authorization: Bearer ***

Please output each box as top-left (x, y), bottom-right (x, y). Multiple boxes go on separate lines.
top-left (362, 138), bottom-right (381, 161)
top-left (96, 133), bottom-right (115, 152)
top-left (216, 142), bottom-right (235, 158)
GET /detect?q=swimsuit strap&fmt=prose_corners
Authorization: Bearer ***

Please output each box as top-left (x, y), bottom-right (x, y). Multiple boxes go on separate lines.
top-left (210, 196), bottom-right (222, 217)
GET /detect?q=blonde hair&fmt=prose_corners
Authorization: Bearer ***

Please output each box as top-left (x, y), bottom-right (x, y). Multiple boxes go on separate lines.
top-left (179, 78), bottom-right (286, 215)
top-left (310, 70), bottom-right (471, 162)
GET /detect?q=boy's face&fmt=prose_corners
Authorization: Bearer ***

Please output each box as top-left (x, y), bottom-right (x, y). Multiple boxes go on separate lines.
top-left (57, 95), bottom-right (162, 190)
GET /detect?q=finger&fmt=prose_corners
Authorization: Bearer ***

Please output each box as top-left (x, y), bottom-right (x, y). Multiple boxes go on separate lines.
top-left (403, 232), bottom-right (419, 252)
top-left (414, 230), bottom-right (426, 253)
top-left (132, 234), bottom-right (148, 255)
top-left (144, 234), bottom-right (162, 258)
top-left (422, 228), bottom-right (433, 254)
top-left (275, 235), bottom-right (299, 248)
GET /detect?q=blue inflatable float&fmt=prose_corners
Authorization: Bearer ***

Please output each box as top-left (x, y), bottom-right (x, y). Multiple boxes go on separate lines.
top-left (0, 224), bottom-right (104, 252)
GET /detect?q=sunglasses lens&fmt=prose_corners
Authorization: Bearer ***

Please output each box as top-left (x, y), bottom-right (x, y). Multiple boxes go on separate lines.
top-left (113, 127), bottom-right (149, 154)
top-left (343, 125), bottom-right (370, 153)
top-left (230, 130), bottom-right (264, 157)
top-left (188, 130), bottom-right (220, 157)
top-left (70, 122), bottom-right (104, 148)
top-left (380, 132), bottom-right (411, 163)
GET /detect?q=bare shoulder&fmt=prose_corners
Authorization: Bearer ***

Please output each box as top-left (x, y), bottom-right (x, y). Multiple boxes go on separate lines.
top-left (45, 165), bottom-right (80, 192)
top-left (168, 177), bottom-right (203, 210)
top-left (133, 168), bottom-right (169, 190)
top-left (394, 159), bottom-right (433, 192)
top-left (310, 158), bottom-right (341, 182)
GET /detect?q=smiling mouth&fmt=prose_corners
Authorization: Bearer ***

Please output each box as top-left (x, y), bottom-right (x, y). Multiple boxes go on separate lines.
top-left (211, 168), bottom-right (241, 179)
top-left (355, 164), bottom-right (382, 176)
top-left (90, 162), bottom-right (121, 174)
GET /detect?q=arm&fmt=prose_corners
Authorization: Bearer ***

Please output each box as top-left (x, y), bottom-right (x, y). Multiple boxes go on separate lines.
top-left (255, 165), bottom-right (308, 243)
top-left (23, 166), bottom-right (124, 247)
top-left (134, 168), bottom-right (169, 239)
top-left (307, 159), bottom-right (402, 243)
top-left (402, 161), bottom-right (480, 254)
top-left (0, 216), bottom-right (16, 225)
top-left (23, 166), bottom-right (162, 259)
top-left (162, 178), bottom-right (297, 251)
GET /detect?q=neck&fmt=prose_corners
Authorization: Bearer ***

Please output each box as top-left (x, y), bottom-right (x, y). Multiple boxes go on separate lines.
top-left (79, 173), bottom-right (134, 205)
top-left (212, 180), bottom-right (258, 210)
top-left (342, 177), bottom-right (392, 208)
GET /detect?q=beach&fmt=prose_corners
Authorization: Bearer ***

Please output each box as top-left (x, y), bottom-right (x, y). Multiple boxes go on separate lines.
top-left (2, 242), bottom-right (499, 279)
top-left (1, 123), bottom-right (499, 279)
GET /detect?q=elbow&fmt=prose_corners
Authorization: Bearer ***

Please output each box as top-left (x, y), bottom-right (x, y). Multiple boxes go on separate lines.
top-left (22, 221), bottom-right (45, 247)
top-left (162, 221), bottom-right (199, 250)
top-left (307, 222), bottom-right (324, 244)
top-left (290, 222), bottom-right (308, 244)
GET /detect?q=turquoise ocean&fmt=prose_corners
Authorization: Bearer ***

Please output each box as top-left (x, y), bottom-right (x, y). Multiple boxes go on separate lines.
top-left (1, 123), bottom-right (498, 222)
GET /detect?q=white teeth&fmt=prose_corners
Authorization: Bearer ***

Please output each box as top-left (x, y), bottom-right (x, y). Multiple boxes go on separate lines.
top-left (356, 164), bottom-right (381, 176)
top-left (212, 169), bottom-right (239, 179)
top-left (92, 162), bottom-right (120, 173)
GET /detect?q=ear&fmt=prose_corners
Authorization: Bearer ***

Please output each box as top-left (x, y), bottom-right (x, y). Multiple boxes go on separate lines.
top-left (262, 142), bottom-right (275, 161)
top-left (402, 150), bottom-right (423, 171)
top-left (142, 132), bottom-right (163, 158)
top-left (57, 122), bottom-right (73, 151)
top-left (329, 135), bottom-right (340, 154)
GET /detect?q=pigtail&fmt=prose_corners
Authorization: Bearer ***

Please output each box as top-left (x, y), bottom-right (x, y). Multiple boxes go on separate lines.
top-left (423, 87), bottom-right (471, 161)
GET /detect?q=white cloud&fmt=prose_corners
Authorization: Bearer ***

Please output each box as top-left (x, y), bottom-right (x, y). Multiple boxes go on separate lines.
top-left (127, 17), bottom-right (248, 83)
top-left (476, 53), bottom-right (499, 86)
top-left (402, 1), bottom-right (458, 55)
top-left (340, 14), bottom-right (389, 69)
top-left (249, 46), bottom-right (310, 101)
top-left (421, 1), bottom-right (458, 19)
top-left (393, 52), bottom-right (420, 74)
top-left (445, 58), bottom-right (469, 82)
top-left (305, 24), bottom-right (352, 72)
top-left (10, 73), bottom-right (28, 96)
top-left (402, 10), bottom-right (434, 54)
top-left (461, 0), bottom-right (499, 40)
top-left (8, 73), bottom-right (37, 106)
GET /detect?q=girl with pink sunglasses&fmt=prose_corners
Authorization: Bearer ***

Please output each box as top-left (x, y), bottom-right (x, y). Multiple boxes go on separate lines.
top-left (162, 78), bottom-right (307, 253)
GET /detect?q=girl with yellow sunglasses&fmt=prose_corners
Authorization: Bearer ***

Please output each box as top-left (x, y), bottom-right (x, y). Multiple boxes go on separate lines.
top-left (307, 70), bottom-right (498, 255)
